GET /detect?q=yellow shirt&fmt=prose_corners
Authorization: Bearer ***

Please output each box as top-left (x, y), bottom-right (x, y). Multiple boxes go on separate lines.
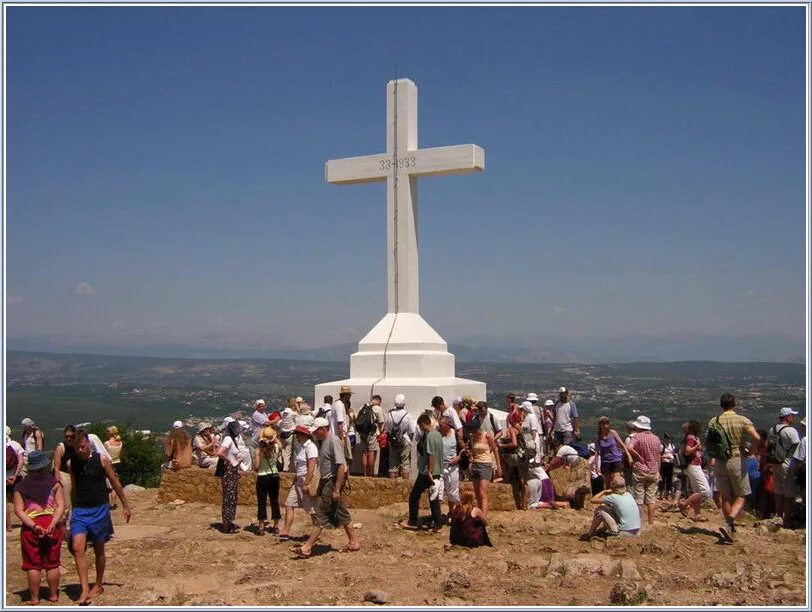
top-left (711, 411), bottom-right (754, 454)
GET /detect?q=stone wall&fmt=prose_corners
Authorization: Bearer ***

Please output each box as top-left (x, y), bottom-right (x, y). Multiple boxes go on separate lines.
top-left (159, 467), bottom-right (526, 511)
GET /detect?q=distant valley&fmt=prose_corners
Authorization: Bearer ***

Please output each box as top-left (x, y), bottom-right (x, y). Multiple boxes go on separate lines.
top-left (5, 351), bottom-right (806, 443)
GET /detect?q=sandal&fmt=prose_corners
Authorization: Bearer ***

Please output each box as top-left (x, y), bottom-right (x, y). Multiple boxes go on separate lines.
top-left (292, 545), bottom-right (311, 558)
top-left (277, 534), bottom-right (290, 541)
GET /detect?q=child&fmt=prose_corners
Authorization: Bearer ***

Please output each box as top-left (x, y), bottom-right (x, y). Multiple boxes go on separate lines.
top-left (580, 476), bottom-right (640, 540)
top-left (13, 450), bottom-right (66, 604)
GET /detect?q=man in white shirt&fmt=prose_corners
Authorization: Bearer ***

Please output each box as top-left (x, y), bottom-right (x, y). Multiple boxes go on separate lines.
top-left (313, 395), bottom-right (333, 420)
top-left (386, 394), bottom-right (414, 479)
top-left (520, 401), bottom-right (543, 462)
top-left (431, 396), bottom-right (464, 448)
top-left (251, 400), bottom-right (270, 437)
top-left (331, 387), bottom-right (351, 442)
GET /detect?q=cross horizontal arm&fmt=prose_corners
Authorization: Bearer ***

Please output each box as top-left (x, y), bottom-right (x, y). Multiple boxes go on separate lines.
top-left (411, 144), bottom-right (485, 178)
top-left (325, 153), bottom-right (389, 185)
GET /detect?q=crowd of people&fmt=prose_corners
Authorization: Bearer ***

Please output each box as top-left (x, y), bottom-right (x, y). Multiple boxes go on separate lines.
top-left (4, 388), bottom-right (807, 603)
top-left (6, 421), bottom-right (130, 605)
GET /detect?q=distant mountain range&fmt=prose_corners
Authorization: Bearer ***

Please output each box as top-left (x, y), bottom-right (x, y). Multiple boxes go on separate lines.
top-left (6, 332), bottom-right (804, 364)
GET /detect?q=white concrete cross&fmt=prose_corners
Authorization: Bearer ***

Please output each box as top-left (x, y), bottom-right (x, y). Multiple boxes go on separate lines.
top-left (325, 78), bottom-right (485, 314)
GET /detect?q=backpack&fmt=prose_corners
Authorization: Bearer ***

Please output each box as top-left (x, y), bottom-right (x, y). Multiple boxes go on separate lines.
top-left (705, 416), bottom-right (733, 461)
top-left (389, 411), bottom-right (407, 448)
top-left (315, 405), bottom-right (331, 420)
top-left (515, 428), bottom-right (529, 460)
top-left (571, 441), bottom-right (591, 459)
top-left (355, 404), bottom-right (376, 435)
top-left (766, 424), bottom-right (794, 465)
top-left (6, 444), bottom-right (19, 472)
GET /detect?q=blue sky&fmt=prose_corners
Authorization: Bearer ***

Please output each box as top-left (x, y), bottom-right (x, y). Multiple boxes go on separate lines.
top-left (5, 5), bottom-right (808, 359)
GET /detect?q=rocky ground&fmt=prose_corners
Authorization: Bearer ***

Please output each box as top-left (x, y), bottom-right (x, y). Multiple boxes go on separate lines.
top-left (4, 487), bottom-right (807, 607)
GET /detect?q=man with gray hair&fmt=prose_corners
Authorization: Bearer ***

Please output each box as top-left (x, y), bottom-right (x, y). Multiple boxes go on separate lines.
top-left (386, 394), bottom-right (414, 479)
top-left (293, 417), bottom-right (359, 557)
top-left (767, 407), bottom-right (801, 526)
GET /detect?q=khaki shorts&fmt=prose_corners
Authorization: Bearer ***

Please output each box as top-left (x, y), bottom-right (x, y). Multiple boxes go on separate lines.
top-left (772, 462), bottom-right (797, 498)
top-left (632, 468), bottom-right (659, 505)
top-left (388, 443), bottom-right (411, 476)
top-left (714, 455), bottom-right (750, 501)
top-left (359, 433), bottom-right (379, 453)
top-left (284, 475), bottom-right (315, 513)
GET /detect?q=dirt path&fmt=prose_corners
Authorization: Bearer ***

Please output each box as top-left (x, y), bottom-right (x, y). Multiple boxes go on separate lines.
top-left (4, 488), bottom-right (806, 606)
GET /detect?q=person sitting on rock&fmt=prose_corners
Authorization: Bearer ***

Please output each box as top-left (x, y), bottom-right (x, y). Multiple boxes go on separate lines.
top-left (164, 421), bottom-right (192, 470)
top-left (192, 423), bottom-right (219, 469)
top-left (580, 476), bottom-right (640, 540)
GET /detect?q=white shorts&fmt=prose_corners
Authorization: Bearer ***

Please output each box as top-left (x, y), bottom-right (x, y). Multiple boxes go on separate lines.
top-left (684, 464), bottom-right (712, 499)
top-left (284, 475), bottom-right (314, 513)
top-left (438, 465), bottom-right (460, 503)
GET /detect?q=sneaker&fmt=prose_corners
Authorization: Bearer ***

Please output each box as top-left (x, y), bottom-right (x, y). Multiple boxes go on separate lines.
top-left (719, 525), bottom-right (735, 543)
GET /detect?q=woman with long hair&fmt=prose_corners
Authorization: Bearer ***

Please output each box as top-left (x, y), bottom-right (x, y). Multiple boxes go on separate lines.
top-left (677, 420), bottom-right (711, 522)
top-left (467, 405), bottom-right (501, 517)
top-left (104, 426), bottom-right (123, 509)
top-left (253, 426), bottom-right (282, 534)
top-left (595, 416), bottom-right (633, 487)
top-left (497, 411), bottom-right (528, 510)
top-left (164, 422), bottom-right (192, 470)
top-left (217, 420), bottom-right (246, 533)
top-left (52, 425), bottom-right (77, 517)
top-left (448, 491), bottom-right (492, 548)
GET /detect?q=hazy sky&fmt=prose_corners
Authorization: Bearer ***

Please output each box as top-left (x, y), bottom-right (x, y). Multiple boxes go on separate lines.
top-left (6, 5), bottom-right (807, 353)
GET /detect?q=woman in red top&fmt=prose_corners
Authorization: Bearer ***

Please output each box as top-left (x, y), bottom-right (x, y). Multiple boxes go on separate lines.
top-left (448, 491), bottom-right (492, 548)
top-left (678, 420), bottom-right (712, 521)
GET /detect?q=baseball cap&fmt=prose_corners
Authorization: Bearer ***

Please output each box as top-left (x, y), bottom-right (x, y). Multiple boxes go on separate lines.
top-left (172, 420), bottom-right (184, 429)
top-left (310, 417), bottom-right (330, 432)
top-left (255, 399), bottom-right (266, 408)
top-left (452, 396), bottom-right (463, 406)
top-left (21, 418), bottom-right (34, 427)
top-left (558, 387), bottom-right (568, 394)
top-left (295, 396), bottom-right (304, 403)
top-left (520, 401), bottom-right (533, 413)
top-left (779, 407), bottom-right (799, 418)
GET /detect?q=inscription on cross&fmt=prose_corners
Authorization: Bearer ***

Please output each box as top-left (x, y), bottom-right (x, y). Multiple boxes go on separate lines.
top-left (325, 78), bottom-right (485, 314)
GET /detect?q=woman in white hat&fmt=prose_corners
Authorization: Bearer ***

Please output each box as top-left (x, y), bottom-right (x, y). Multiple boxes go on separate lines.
top-left (277, 424), bottom-right (318, 542)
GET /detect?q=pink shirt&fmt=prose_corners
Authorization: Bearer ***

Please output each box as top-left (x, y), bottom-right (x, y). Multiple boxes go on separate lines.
top-left (629, 430), bottom-right (661, 474)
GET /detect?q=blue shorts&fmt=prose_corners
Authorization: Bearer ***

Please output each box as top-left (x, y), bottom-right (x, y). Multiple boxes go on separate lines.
top-left (70, 505), bottom-right (114, 545)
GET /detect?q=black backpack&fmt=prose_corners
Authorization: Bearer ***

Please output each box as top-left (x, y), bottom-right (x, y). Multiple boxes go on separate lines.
top-left (355, 404), bottom-right (376, 435)
top-left (315, 405), bottom-right (331, 420)
top-left (389, 411), bottom-right (407, 447)
top-left (766, 424), bottom-right (795, 465)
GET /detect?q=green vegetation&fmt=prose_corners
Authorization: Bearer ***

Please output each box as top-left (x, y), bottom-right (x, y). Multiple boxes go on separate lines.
top-left (85, 420), bottom-right (164, 488)
top-left (6, 351), bottom-right (806, 448)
